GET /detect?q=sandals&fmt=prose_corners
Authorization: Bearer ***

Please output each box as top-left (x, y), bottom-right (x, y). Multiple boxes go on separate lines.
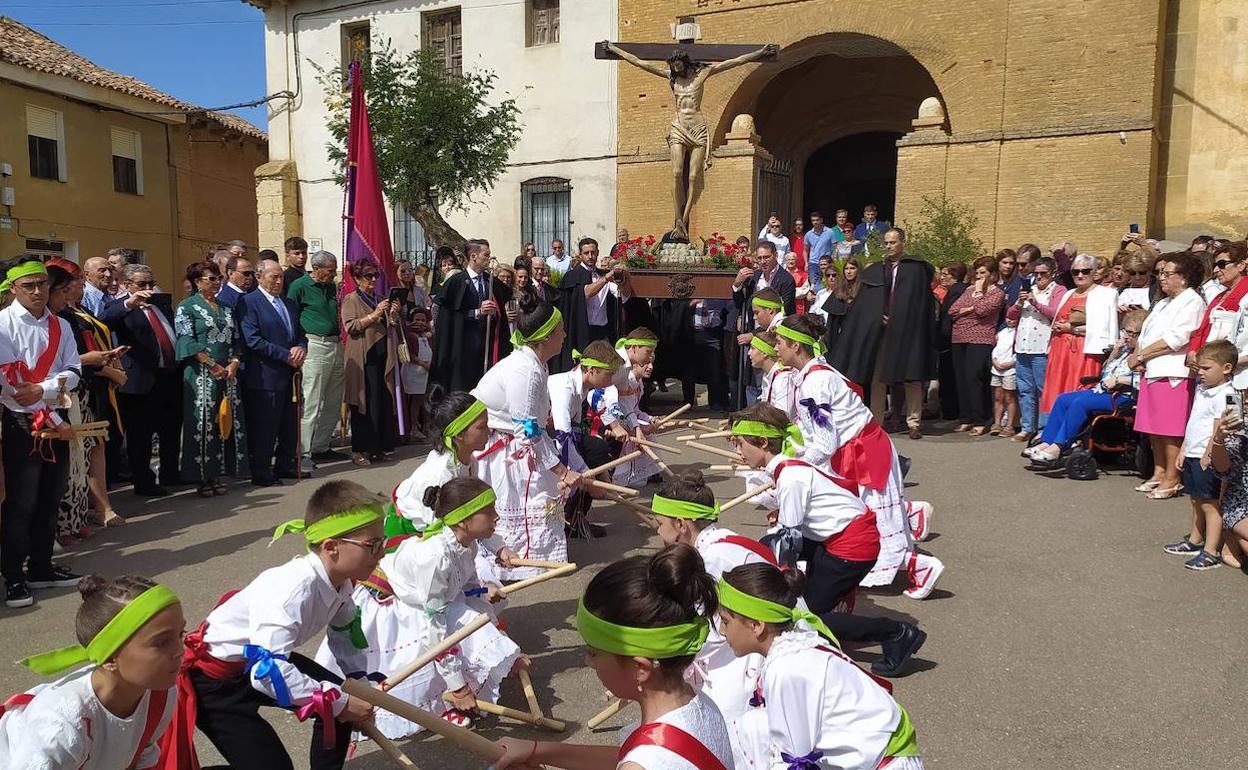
top-left (352, 453), bottom-right (372, 467)
top-left (1134, 479), bottom-right (1162, 493)
top-left (1147, 485), bottom-right (1184, 500)
top-left (954, 423), bottom-right (972, 432)
top-left (89, 510), bottom-right (126, 527)
top-left (968, 426), bottom-right (989, 437)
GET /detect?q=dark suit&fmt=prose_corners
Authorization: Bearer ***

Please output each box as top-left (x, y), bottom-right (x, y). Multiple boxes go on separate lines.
top-left (237, 289), bottom-right (307, 484)
top-left (732, 265), bottom-right (798, 321)
top-left (215, 283), bottom-right (245, 310)
top-left (429, 269), bottom-right (511, 392)
top-left (99, 296), bottom-right (183, 488)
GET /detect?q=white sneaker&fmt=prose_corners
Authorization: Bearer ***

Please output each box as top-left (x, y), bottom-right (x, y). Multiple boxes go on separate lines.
top-left (907, 501), bottom-right (933, 542)
top-left (903, 554), bottom-right (944, 600)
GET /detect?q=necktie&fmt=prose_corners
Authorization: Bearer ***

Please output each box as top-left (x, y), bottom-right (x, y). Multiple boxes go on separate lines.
top-left (144, 307), bottom-right (175, 368)
top-left (272, 296), bottom-right (291, 335)
top-left (476, 275), bottom-right (486, 300)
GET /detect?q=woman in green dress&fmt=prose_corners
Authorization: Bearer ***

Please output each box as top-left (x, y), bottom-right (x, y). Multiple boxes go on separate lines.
top-left (174, 260), bottom-right (247, 497)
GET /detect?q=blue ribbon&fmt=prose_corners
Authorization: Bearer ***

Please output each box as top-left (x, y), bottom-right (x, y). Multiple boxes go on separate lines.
top-left (464, 586), bottom-right (488, 598)
top-left (243, 644), bottom-right (293, 708)
top-left (513, 417), bottom-right (542, 439)
top-left (554, 429), bottom-right (576, 465)
top-left (800, 398), bottom-right (833, 429)
top-left (781, 750), bottom-right (824, 769)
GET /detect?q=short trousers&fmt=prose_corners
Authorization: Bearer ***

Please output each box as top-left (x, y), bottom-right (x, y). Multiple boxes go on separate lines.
top-left (991, 373), bottom-right (1017, 391)
top-left (1181, 456), bottom-right (1222, 500)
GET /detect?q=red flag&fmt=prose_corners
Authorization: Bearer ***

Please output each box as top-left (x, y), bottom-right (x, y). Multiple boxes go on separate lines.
top-left (341, 61), bottom-right (395, 297)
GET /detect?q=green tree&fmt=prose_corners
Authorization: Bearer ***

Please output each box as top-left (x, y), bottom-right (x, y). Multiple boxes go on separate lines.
top-left (316, 42), bottom-right (523, 247)
top-left (903, 191), bottom-right (984, 267)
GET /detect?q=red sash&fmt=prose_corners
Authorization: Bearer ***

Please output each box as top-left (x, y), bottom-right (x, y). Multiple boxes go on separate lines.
top-left (157, 592), bottom-right (246, 770)
top-left (815, 645), bottom-right (894, 695)
top-left (31, 311), bottom-right (63, 383)
top-left (718, 534), bottom-right (778, 567)
top-left (829, 419), bottom-right (892, 492)
top-left (1, 312), bottom-right (63, 436)
top-left (618, 722), bottom-right (730, 770)
top-left (772, 460), bottom-right (881, 561)
top-left (1191, 279), bottom-right (1248, 351)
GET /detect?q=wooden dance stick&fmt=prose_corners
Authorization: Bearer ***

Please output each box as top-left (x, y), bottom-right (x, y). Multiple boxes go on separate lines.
top-left (358, 723), bottom-right (417, 768)
top-left (509, 558), bottom-right (572, 570)
top-left (443, 693), bottom-right (567, 732)
top-left (607, 494), bottom-right (657, 525)
top-left (685, 441), bottom-right (746, 462)
top-left (583, 478), bottom-right (639, 497)
top-left (708, 464), bottom-right (751, 471)
top-left (518, 669), bottom-right (543, 717)
top-left (498, 563), bottom-right (578, 596)
top-left (691, 429), bottom-right (734, 441)
top-left (383, 613), bottom-right (491, 689)
top-left (639, 444), bottom-right (673, 478)
top-left (342, 679), bottom-right (505, 763)
top-left (653, 403), bottom-right (692, 426)
top-left (587, 698), bottom-right (628, 729)
top-left (632, 437), bottom-right (681, 454)
top-left (719, 480), bottom-right (777, 513)
top-left (582, 450), bottom-right (643, 479)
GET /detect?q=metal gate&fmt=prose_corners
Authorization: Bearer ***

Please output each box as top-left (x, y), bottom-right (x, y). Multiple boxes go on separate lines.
top-left (757, 158), bottom-right (793, 232)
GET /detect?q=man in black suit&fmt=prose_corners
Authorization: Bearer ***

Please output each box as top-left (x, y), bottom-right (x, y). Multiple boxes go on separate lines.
top-left (237, 259), bottom-right (307, 486)
top-left (730, 241), bottom-right (797, 406)
top-left (429, 239), bottom-right (511, 392)
top-left (99, 263), bottom-right (183, 496)
top-left (216, 255), bottom-right (255, 311)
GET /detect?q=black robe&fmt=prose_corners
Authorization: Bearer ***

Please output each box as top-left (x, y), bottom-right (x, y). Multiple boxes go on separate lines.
top-left (553, 263), bottom-right (619, 373)
top-left (429, 270), bottom-right (512, 393)
top-left (829, 257), bottom-right (936, 393)
top-left (654, 299), bottom-right (695, 386)
top-left (819, 293), bottom-right (851, 354)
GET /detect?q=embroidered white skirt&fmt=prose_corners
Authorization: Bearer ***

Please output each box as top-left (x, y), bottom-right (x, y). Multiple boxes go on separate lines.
top-left (859, 449), bottom-right (915, 588)
top-left (477, 430), bottom-right (567, 581)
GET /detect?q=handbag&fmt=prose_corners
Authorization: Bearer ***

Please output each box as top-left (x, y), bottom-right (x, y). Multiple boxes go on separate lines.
top-left (217, 393), bottom-right (233, 440)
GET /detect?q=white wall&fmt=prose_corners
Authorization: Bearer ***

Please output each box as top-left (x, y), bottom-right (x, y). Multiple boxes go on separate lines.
top-left (261, 0), bottom-right (617, 259)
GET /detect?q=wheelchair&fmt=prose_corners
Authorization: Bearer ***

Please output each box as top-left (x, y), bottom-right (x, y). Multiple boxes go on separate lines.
top-left (1026, 378), bottom-right (1146, 481)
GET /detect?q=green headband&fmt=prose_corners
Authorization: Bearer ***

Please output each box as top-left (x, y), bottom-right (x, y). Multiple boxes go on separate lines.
top-left (751, 296), bottom-right (783, 311)
top-left (750, 336), bottom-right (777, 358)
top-left (775, 323), bottom-right (825, 356)
top-left (615, 337), bottom-right (658, 349)
top-left (1, 261), bottom-right (49, 293)
top-left (572, 349), bottom-right (617, 371)
top-left (576, 599), bottom-right (709, 659)
top-left (271, 505), bottom-right (383, 546)
top-left (443, 398), bottom-right (486, 452)
top-left (730, 419), bottom-right (805, 457)
top-left (22, 584), bottom-right (181, 675)
top-left (420, 487), bottom-right (496, 539)
top-left (651, 494), bottom-right (719, 522)
top-left (510, 307), bottom-right (563, 347)
top-left (717, 578), bottom-right (839, 647)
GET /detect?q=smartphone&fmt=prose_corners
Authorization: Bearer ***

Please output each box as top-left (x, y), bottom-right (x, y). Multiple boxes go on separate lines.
top-left (1229, 392), bottom-right (1246, 423)
top-left (1129, 223), bottom-right (1140, 234)
top-left (388, 287), bottom-right (405, 305)
top-left (147, 292), bottom-right (172, 309)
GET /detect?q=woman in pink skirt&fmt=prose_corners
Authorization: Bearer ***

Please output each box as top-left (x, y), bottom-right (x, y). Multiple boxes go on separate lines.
top-left (1130, 253), bottom-right (1208, 499)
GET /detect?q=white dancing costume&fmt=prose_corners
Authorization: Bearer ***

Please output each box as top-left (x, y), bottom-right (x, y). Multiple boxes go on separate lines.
top-left (316, 528), bottom-right (520, 740)
top-left (618, 691), bottom-right (736, 770)
top-left (0, 667), bottom-right (174, 769)
top-left (472, 346), bottom-right (567, 580)
top-left (548, 368), bottom-right (595, 472)
top-left (758, 630), bottom-right (923, 770)
top-left (604, 348), bottom-right (659, 487)
top-left (790, 358), bottom-right (932, 588)
top-left (389, 447), bottom-right (501, 585)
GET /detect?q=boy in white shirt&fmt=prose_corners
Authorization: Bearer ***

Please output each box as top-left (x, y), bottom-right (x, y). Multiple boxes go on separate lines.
top-left (1165, 340), bottom-right (1238, 570)
top-left (990, 318), bottom-right (1019, 437)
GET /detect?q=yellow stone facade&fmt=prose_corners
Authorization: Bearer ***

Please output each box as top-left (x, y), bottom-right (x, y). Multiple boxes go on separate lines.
top-left (614, 0), bottom-right (1248, 253)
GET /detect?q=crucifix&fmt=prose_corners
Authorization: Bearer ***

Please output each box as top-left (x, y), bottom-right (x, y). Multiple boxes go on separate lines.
top-left (597, 18), bottom-right (779, 242)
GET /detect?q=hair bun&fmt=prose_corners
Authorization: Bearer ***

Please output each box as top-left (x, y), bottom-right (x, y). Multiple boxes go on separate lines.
top-left (78, 574), bottom-right (109, 600)
top-left (678, 469), bottom-right (705, 488)
top-left (646, 543), bottom-right (717, 616)
top-left (421, 484), bottom-right (443, 510)
top-left (781, 566), bottom-right (808, 597)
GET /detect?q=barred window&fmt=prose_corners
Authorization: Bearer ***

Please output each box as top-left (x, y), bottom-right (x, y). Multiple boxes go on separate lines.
top-left (521, 177), bottom-right (571, 256)
top-left (529, 0), bottom-right (559, 47)
top-left (394, 207), bottom-right (435, 268)
top-left (424, 9), bottom-right (462, 76)
top-left (342, 20), bottom-right (371, 72)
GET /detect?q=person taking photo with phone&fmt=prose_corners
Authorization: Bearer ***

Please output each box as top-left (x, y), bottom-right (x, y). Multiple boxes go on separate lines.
top-left (340, 258), bottom-right (399, 467)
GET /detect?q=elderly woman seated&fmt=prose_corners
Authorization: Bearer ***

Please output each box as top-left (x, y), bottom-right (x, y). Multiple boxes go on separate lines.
top-left (1025, 308), bottom-right (1146, 464)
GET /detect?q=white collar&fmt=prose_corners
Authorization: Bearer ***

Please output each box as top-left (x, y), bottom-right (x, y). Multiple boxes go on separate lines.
top-left (693, 524), bottom-right (722, 552)
top-left (227, 281), bottom-right (247, 294)
top-left (304, 552), bottom-right (342, 596)
top-left (11, 300), bottom-right (52, 323)
top-left (1201, 381), bottom-right (1233, 398)
top-left (763, 629), bottom-right (824, 676)
top-left (764, 454), bottom-right (786, 476)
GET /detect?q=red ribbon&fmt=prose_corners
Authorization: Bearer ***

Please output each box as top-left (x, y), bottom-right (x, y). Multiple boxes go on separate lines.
top-left (297, 687), bottom-right (341, 749)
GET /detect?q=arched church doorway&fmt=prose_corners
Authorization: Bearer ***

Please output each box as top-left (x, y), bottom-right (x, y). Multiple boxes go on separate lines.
top-left (715, 33), bottom-right (945, 229)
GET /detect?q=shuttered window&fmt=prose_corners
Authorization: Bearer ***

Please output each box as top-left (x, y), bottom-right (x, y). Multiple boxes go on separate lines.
top-left (529, 0), bottom-right (559, 47)
top-left (26, 105), bottom-right (65, 181)
top-left (424, 9), bottom-right (462, 76)
top-left (110, 127), bottom-right (142, 195)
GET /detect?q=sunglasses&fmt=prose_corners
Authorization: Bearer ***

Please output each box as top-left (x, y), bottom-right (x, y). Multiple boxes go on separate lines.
top-left (1070, 268), bottom-right (1094, 276)
top-left (1214, 259), bottom-right (1236, 270)
top-left (237, 270), bottom-right (255, 277)
top-left (199, 275), bottom-right (222, 282)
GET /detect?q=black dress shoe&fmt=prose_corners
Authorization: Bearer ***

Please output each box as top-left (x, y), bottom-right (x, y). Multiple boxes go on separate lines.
top-left (133, 484), bottom-right (169, 497)
top-left (274, 469), bottom-right (300, 480)
top-left (871, 624), bottom-right (927, 677)
top-left (312, 449), bottom-right (350, 462)
top-left (251, 477), bottom-right (285, 488)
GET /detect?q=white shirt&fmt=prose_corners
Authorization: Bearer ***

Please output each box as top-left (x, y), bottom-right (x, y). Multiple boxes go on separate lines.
top-left (1138, 288), bottom-right (1206, 380)
top-left (392, 448), bottom-right (472, 530)
top-left (758, 226), bottom-right (791, 256)
top-left (618, 691), bottom-right (735, 770)
top-left (0, 667), bottom-right (174, 770)
top-left (991, 326), bottom-right (1016, 376)
top-left (1184, 381), bottom-right (1234, 459)
top-left (1014, 282), bottom-right (1062, 355)
top-left (603, 347), bottom-right (650, 429)
top-left (791, 358), bottom-right (872, 469)
top-left (1200, 278), bottom-right (1226, 305)
top-left (202, 553), bottom-right (359, 715)
top-left (384, 527), bottom-right (504, 690)
top-left (0, 301), bottom-right (81, 413)
top-left (1117, 286), bottom-right (1152, 311)
top-left (767, 455), bottom-right (867, 542)
top-left (761, 363), bottom-right (797, 419)
top-left (472, 345), bottom-right (560, 470)
top-left (546, 252), bottom-right (572, 276)
top-left (549, 369), bottom-right (592, 470)
top-left (761, 630), bottom-right (902, 770)
top-left (1201, 286), bottom-right (1248, 390)
top-left (588, 280), bottom-right (619, 327)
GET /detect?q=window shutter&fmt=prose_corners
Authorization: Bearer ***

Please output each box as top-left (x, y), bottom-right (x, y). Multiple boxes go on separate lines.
top-left (111, 128), bottom-right (138, 160)
top-left (26, 105), bottom-right (59, 140)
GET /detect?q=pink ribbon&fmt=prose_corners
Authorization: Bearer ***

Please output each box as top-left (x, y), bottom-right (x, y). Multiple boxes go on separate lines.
top-left (296, 687), bottom-right (341, 748)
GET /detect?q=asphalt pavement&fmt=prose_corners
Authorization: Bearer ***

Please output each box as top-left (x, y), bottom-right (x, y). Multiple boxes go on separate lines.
top-left (2, 396), bottom-right (1245, 769)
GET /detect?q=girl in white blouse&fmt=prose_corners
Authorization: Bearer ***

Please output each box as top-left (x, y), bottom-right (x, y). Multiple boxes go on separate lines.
top-left (1, 575), bottom-right (182, 770)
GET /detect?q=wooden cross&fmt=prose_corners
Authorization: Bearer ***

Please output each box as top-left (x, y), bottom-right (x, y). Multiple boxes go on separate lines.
top-left (594, 16), bottom-right (779, 63)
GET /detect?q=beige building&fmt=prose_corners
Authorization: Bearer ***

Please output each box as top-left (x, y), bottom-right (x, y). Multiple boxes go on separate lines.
top-left (614, 0), bottom-right (1248, 254)
top-left (0, 17), bottom-right (267, 290)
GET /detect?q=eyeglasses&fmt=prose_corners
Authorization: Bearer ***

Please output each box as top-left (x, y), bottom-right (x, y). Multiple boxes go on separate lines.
top-left (359, 273), bottom-right (379, 280)
top-left (14, 279), bottom-right (48, 292)
top-left (1031, 270), bottom-right (1051, 276)
top-left (199, 275), bottom-right (222, 282)
top-left (336, 537), bottom-right (385, 556)
top-left (1069, 268), bottom-right (1094, 276)
top-left (1160, 269), bottom-right (1180, 277)
top-left (1123, 329), bottom-right (1141, 336)
top-left (132, 280), bottom-right (156, 289)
